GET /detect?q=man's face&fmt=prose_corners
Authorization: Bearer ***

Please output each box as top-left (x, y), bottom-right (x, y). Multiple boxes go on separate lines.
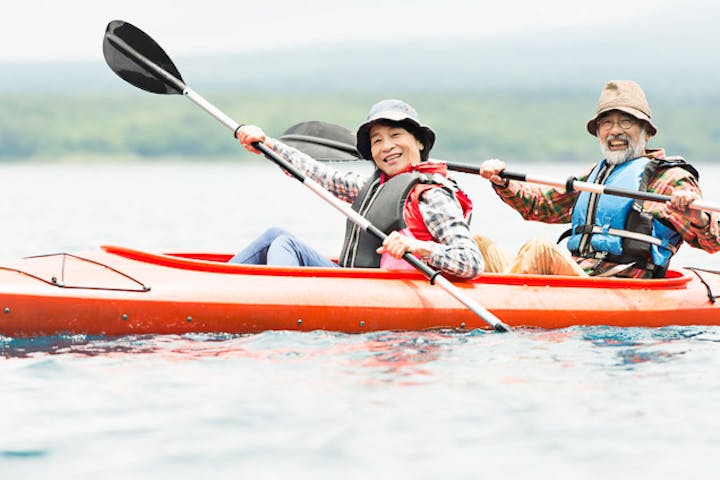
top-left (597, 110), bottom-right (651, 165)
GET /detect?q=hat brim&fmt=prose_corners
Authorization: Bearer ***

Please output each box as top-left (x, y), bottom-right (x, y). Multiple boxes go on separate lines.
top-left (586, 106), bottom-right (657, 136)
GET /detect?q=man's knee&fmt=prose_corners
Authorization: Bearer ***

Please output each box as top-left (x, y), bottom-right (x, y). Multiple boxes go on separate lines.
top-left (517, 237), bottom-right (556, 256)
top-left (473, 234), bottom-right (512, 273)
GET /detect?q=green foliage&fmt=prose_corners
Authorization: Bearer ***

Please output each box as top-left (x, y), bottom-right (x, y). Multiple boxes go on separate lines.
top-left (1, 92), bottom-right (718, 162)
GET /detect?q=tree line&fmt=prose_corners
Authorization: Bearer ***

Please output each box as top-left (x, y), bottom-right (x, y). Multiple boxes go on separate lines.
top-left (2, 92), bottom-right (719, 163)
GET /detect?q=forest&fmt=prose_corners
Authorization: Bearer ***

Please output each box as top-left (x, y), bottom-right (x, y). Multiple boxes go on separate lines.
top-left (3, 90), bottom-right (719, 163)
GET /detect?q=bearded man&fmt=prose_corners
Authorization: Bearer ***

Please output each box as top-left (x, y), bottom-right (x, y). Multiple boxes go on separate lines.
top-left (478, 80), bottom-right (720, 278)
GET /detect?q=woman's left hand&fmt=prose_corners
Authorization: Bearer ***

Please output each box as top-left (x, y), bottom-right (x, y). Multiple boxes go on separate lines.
top-left (376, 231), bottom-right (433, 259)
top-left (668, 190), bottom-right (709, 228)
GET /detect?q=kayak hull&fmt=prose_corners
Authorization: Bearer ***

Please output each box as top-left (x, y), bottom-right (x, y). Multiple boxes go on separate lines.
top-left (0, 245), bottom-right (718, 337)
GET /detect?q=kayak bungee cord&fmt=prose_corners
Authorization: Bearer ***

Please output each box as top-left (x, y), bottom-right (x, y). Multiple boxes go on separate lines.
top-left (0, 253), bottom-right (150, 292)
top-left (101, 20), bottom-right (511, 333)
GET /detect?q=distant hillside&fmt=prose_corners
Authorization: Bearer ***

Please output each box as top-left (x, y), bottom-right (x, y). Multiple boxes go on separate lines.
top-left (2, 91), bottom-right (719, 162)
top-left (3, 5), bottom-right (719, 163)
top-left (2, 5), bottom-right (719, 98)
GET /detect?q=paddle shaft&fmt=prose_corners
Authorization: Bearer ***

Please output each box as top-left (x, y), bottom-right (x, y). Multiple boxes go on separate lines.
top-left (441, 161), bottom-right (720, 214)
top-left (265, 121), bottom-right (719, 214)
top-left (499, 170), bottom-right (720, 214)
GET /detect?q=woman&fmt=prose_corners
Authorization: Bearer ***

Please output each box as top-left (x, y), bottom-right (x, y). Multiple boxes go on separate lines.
top-left (230, 99), bottom-right (484, 279)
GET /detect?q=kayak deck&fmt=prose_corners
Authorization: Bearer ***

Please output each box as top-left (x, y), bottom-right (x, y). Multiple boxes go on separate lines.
top-left (0, 244), bottom-right (718, 337)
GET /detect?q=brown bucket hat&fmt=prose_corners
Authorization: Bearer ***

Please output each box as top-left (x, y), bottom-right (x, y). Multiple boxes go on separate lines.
top-left (586, 80), bottom-right (658, 137)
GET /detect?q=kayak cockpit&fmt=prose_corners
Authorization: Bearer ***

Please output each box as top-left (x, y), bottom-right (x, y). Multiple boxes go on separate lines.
top-left (101, 244), bottom-right (698, 291)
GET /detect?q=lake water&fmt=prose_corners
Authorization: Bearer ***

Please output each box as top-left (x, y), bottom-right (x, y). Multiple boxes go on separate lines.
top-left (1, 160), bottom-right (719, 479)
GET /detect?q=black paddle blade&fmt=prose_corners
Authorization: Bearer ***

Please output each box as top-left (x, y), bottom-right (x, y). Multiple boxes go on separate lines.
top-left (279, 121), bottom-right (361, 161)
top-left (103, 20), bottom-right (186, 95)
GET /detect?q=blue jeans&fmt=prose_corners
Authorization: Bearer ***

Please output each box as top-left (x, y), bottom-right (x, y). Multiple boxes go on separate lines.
top-left (228, 227), bottom-right (339, 268)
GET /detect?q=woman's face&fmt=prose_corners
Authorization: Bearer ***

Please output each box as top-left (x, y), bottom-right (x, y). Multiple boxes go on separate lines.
top-left (369, 123), bottom-right (424, 177)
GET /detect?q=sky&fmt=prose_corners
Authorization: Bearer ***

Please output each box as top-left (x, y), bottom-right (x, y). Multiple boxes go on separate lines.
top-left (0, 0), bottom-right (707, 62)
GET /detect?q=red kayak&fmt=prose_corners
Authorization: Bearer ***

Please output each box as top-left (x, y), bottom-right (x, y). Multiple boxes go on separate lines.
top-left (0, 244), bottom-right (718, 337)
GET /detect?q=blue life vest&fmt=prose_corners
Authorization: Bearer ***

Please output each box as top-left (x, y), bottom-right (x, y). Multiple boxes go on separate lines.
top-left (565, 156), bottom-right (694, 277)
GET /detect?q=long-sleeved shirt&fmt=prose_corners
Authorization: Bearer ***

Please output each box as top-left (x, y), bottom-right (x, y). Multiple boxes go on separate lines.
top-left (271, 140), bottom-right (484, 278)
top-left (492, 150), bottom-right (720, 278)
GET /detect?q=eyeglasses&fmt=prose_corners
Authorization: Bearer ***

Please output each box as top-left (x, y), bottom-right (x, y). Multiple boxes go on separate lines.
top-left (597, 118), bottom-right (638, 131)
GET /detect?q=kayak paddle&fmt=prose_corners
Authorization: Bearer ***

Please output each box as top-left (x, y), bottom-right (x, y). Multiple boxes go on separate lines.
top-left (495, 170), bottom-right (720, 214)
top-left (102, 20), bottom-right (511, 333)
top-left (439, 162), bottom-right (720, 214)
top-left (284, 120), bottom-right (720, 215)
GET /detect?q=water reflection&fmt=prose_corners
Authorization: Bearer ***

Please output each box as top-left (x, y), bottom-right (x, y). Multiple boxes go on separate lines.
top-left (578, 326), bottom-right (710, 367)
top-left (350, 331), bottom-right (457, 375)
top-left (2, 326), bottom-right (717, 372)
top-left (0, 333), bottom-right (241, 359)
top-left (0, 330), bottom-right (464, 370)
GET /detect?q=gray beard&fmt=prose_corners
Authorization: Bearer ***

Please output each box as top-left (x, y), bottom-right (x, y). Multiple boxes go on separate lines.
top-left (599, 127), bottom-right (647, 165)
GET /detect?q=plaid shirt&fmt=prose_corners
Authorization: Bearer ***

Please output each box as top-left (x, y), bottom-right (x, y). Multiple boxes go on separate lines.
top-left (493, 149), bottom-right (720, 277)
top-left (272, 140), bottom-right (483, 278)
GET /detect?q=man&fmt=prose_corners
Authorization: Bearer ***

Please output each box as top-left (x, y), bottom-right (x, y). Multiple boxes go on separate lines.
top-left (231, 99), bottom-right (484, 279)
top-left (479, 80), bottom-right (720, 278)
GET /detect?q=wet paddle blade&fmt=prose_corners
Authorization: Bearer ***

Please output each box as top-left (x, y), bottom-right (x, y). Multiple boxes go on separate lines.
top-left (103, 20), bottom-right (186, 95)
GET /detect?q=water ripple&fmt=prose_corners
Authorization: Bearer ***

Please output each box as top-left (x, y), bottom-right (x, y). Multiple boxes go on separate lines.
top-left (1, 449), bottom-right (48, 459)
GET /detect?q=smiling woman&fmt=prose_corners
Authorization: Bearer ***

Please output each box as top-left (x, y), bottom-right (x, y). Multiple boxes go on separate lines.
top-left (358, 99), bottom-right (434, 165)
top-left (232, 98), bottom-right (483, 280)
top-left (230, 98), bottom-right (510, 332)
top-left (98, 20), bottom-right (510, 332)
top-left (98, 15), bottom-right (510, 332)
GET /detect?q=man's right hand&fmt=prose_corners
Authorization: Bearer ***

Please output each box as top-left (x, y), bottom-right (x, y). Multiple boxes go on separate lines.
top-left (478, 159), bottom-right (508, 186)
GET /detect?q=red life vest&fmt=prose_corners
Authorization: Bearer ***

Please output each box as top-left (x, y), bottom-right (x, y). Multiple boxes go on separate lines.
top-left (338, 161), bottom-right (473, 269)
top-left (398, 162), bottom-right (473, 241)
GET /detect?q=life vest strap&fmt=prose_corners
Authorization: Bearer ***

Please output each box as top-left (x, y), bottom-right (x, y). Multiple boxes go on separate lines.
top-left (559, 224), bottom-right (678, 254)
